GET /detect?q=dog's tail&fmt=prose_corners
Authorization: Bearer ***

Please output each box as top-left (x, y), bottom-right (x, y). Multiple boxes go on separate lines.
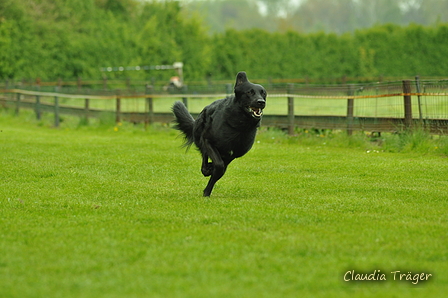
top-left (172, 101), bottom-right (195, 148)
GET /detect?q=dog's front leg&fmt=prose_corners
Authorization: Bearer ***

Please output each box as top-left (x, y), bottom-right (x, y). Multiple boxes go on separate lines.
top-left (203, 140), bottom-right (227, 197)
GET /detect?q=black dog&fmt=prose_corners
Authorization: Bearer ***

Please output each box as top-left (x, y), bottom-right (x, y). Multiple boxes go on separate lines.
top-left (172, 71), bottom-right (267, 196)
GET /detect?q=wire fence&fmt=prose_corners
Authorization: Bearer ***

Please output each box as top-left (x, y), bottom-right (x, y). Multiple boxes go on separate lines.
top-left (1, 78), bottom-right (448, 134)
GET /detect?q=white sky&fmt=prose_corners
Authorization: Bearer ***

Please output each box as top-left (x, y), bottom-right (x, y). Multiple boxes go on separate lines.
top-left (255, 0), bottom-right (304, 17)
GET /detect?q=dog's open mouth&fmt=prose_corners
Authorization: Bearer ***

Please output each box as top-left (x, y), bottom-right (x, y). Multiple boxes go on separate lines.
top-left (248, 107), bottom-right (263, 118)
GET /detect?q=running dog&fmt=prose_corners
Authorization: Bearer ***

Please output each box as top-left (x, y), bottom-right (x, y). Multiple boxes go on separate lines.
top-left (172, 71), bottom-right (267, 196)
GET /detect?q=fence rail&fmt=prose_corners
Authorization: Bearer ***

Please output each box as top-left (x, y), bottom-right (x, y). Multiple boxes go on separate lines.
top-left (1, 78), bottom-right (448, 134)
top-left (3, 75), bottom-right (448, 91)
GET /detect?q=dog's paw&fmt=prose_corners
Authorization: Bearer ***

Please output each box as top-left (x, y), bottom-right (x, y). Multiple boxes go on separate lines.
top-left (201, 163), bottom-right (213, 177)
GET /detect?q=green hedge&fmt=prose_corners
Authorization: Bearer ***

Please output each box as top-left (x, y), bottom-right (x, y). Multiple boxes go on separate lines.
top-left (1, 0), bottom-right (447, 81)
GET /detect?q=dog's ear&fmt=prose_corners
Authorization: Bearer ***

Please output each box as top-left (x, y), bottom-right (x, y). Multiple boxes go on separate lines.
top-left (235, 71), bottom-right (248, 87)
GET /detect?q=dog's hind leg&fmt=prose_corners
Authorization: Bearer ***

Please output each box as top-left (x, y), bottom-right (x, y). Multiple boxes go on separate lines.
top-left (202, 140), bottom-right (229, 197)
top-left (201, 153), bottom-right (213, 177)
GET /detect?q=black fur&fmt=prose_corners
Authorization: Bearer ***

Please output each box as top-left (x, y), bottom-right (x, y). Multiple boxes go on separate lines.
top-left (172, 71), bottom-right (267, 196)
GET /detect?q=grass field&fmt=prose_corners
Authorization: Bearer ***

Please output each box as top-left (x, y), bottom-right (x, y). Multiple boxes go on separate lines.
top-left (1, 111), bottom-right (447, 298)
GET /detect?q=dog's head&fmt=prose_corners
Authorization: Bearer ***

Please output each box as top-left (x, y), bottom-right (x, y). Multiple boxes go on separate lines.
top-left (234, 72), bottom-right (267, 120)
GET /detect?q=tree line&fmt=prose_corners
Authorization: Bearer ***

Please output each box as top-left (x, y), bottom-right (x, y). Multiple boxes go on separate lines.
top-left (186, 0), bottom-right (448, 34)
top-left (1, 0), bottom-right (448, 83)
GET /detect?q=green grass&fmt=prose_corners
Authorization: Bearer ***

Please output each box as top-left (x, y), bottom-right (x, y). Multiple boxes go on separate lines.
top-left (1, 111), bottom-right (447, 298)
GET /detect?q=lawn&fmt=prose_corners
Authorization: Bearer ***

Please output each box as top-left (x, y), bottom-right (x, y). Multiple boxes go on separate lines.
top-left (0, 111), bottom-right (447, 298)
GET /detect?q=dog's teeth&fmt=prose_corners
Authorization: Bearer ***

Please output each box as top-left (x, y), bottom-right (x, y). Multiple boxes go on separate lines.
top-left (248, 107), bottom-right (262, 118)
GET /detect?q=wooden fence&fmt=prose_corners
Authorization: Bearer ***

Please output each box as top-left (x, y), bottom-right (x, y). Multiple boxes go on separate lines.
top-left (1, 79), bottom-right (448, 134)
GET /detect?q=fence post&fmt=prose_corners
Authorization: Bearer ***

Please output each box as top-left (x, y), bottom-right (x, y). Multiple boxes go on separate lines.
top-left (35, 82), bottom-right (41, 120)
top-left (181, 86), bottom-right (188, 109)
top-left (415, 75), bottom-right (423, 124)
top-left (35, 95), bottom-right (41, 120)
top-left (287, 84), bottom-right (294, 135)
top-left (84, 98), bottom-right (90, 123)
top-left (54, 95), bottom-right (60, 127)
top-left (146, 97), bottom-right (154, 125)
top-left (15, 92), bottom-right (20, 116)
top-left (116, 91), bottom-right (121, 124)
top-left (182, 96), bottom-right (188, 109)
top-left (145, 85), bottom-right (154, 125)
top-left (402, 80), bottom-right (413, 130)
top-left (346, 84), bottom-right (355, 136)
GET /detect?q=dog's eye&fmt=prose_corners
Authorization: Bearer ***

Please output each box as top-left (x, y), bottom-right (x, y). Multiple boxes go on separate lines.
top-left (246, 89), bottom-right (255, 96)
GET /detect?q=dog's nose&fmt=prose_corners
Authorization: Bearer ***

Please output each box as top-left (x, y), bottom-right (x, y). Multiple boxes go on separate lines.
top-left (257, 99), bottom-right (266, 107)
